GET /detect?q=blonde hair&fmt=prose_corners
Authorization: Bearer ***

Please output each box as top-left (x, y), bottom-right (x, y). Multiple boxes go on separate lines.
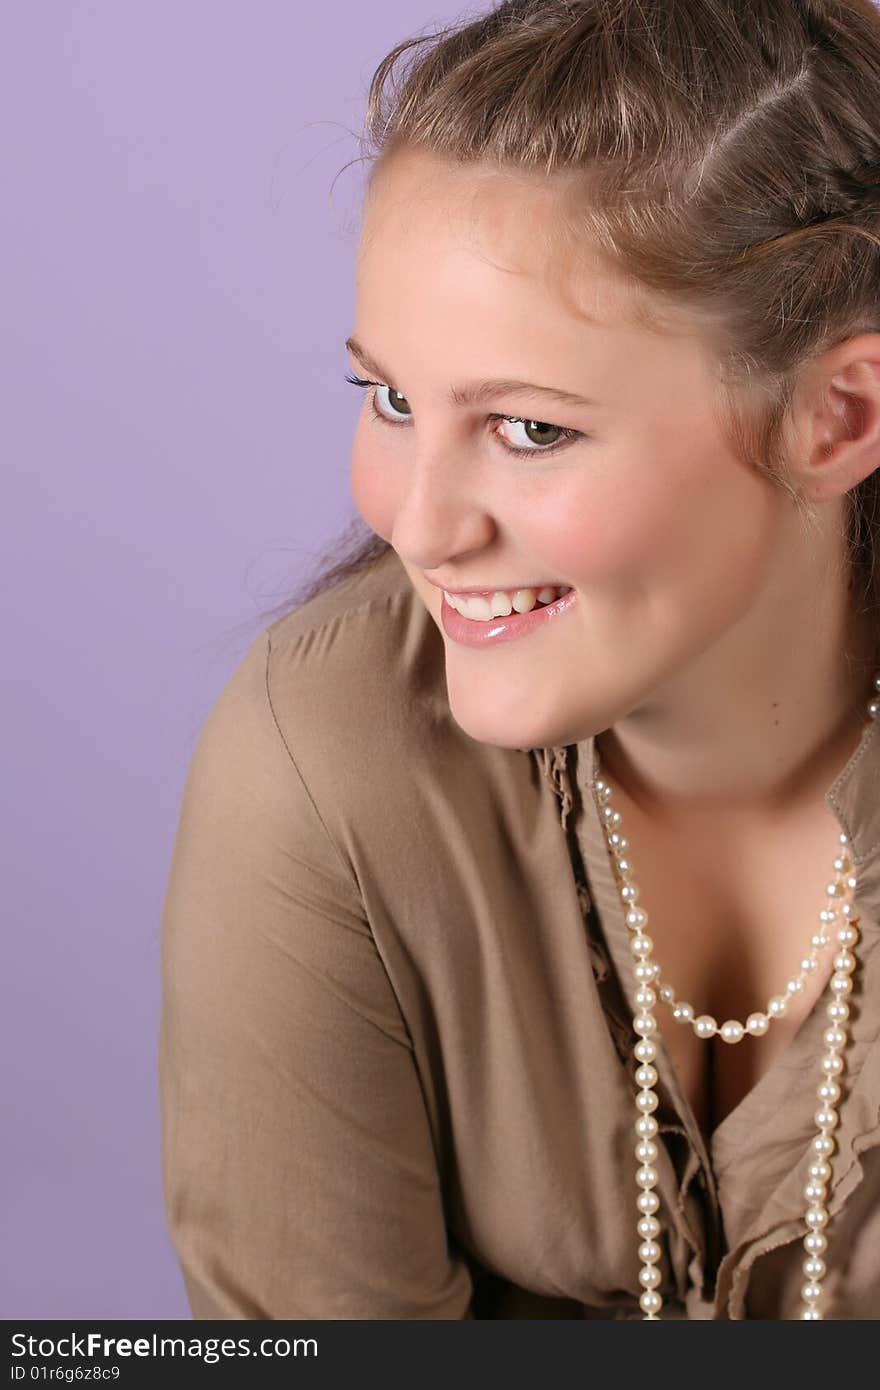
top-left (267, 0), bottom-right (880, 621)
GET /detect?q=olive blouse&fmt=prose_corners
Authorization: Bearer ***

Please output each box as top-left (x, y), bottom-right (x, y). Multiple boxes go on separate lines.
top-left (159, 545), bottom-right (880, 1319)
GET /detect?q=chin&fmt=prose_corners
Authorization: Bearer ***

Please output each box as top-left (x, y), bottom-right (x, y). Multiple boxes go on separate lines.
top-left (445, 686), bottom-right (585, 753)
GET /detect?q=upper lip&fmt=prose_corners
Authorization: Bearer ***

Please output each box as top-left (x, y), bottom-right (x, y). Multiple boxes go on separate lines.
top-left (427, 578), bottom-right (566, 596)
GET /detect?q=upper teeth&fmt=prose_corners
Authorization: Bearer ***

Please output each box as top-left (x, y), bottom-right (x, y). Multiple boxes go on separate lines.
top-left (443, 585), bottom-right (572, 620)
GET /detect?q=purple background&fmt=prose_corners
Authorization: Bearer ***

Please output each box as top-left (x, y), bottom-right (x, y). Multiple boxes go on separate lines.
top-left (2, 1), bottom-right (473, 1319)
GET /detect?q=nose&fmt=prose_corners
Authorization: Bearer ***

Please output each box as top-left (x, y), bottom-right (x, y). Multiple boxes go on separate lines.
top-left (390, 448), bottom-right (497, 572)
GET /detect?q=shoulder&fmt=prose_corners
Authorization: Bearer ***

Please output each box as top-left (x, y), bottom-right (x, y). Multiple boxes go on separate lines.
top-left (200, 546), bottom-right (439, 745)
top-left (262, 545), bottom-right (449, 778)
top-left (168, 552), bottom-right (428, 929)
top-left (187, 546), bottom-right (453, 853)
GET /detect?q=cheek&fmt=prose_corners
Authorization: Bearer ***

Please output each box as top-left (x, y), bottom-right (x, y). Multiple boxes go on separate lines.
top-left (535, 437), bottom-right (746, 588)
top-left (350, 431), bottom-right (399, 541)
top-left (524, 475), bottom-right (662, 583)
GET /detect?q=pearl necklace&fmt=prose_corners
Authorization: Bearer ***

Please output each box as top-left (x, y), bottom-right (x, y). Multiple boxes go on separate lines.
top-left (591, 670), bottom-right (880, 1320)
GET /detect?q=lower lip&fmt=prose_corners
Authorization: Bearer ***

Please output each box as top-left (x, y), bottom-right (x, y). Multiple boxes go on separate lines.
top-left (440, 589), bottom-right (578, 647)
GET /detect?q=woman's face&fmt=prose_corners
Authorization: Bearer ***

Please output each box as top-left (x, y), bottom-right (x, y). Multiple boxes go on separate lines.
top-left (349, 147), bottom-right (790, 751)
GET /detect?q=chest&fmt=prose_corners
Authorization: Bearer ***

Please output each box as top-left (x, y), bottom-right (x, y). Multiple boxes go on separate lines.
top-left (611, 799), bottom-right (848, 1139)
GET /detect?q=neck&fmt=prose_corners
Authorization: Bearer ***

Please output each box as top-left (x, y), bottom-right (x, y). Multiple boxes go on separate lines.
top-left (595, 580), bottom-right (878, 827)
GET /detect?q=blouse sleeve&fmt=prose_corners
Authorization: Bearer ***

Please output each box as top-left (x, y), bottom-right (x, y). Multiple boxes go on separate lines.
top-left (158, 634), bottom-right (474, 1319)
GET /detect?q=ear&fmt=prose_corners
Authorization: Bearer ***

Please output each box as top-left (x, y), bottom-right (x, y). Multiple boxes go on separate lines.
top-left (789, 333), bottom-right (880, 504)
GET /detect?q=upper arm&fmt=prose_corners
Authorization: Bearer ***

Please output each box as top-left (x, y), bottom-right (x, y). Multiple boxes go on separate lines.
top-left (159, 634), bottom-right (473, 1319)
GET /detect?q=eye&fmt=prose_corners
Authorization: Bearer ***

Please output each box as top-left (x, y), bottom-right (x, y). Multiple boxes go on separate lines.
top-left (343, 372), bottom-right (586, 460)
top-left (498, 415), bottom-right (578, 453)
top-left (371, 382), bottom-right (413, 421)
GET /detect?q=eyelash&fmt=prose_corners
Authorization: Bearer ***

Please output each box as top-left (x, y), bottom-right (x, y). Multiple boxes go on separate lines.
top-left (343, 372), bottom-right (585, 459)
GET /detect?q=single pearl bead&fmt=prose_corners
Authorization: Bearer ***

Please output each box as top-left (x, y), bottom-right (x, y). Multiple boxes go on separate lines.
top-left (804, 1230), bottom-right (827, 1255)
top-left (768, 995), bottom-right (788, 1017)
top-left (635, 1139), bottom-right (658, 1164)
top-left (820, 1053), bottom-right (844, 1077)
top-left (786, 976), bottom-right (806, 996)
top-left (658, 984), bottom-right (675, 1003)
top-left (805, 1206), bottom-right (829, 1230)
top-left (636, 1089), bottom-right (659, 1113)
top-left (830, 973), bottom-right (852, 996)
top-left (815, 1107), bottom-right (839, 1130)
top-left (637, 1215), bottom-right (660, 1240)
top-left (720, 1019), bottom-right (744, 1044)
top-left (639, 1263), bottom-right (662, 1289)
top-left (637, 1190), bottom-right (660, 1215)
top-left (639, 1239), bottom-right (661, 1264)
top-left (811, 932), bottom-right (830, 950)
top-left (672, 1002), bottom-right (694, 1024)
top-left (625, 906), bottom-right (646, 929)
top-left (804, 1180), bottom-right (827, 1205)
top-left (636, 1165), bottom-right (659, 1189)
top-left (801, 1281), bottom-right (823, 1303)
top-left (634, 1013), bottom-right (657, 1036)
top-left (693, 1014), bottom-right (717, 1039)
top-left (630, 935), bottom-right (653, 957)
top-left (634, 1038), bottom-right (657, 1063)
top-left (823, 1026), bottom-right (846, 1050)
top-left (800, 955), bottom-right (819, 974)
top-left (827, 1000), bottom-right (849, 1023)
top-left (635, 986), bottom-right (656, 1009)
top-left (639, 1289), bottom-right (662, 1315)
top-left (812, 1134), bottom-right (835, 1158)
top-left (817, 1079), bottom-right (841, 1105)
top-left (746, 1011), bottom-right (769, 1036)
top-left (808, 1159), bottom-right (831, 1183)
top-left (636, 1114), bottom-right (658, 1138)
top-left (833, 949), bottom-right (856, 973)
top-left (634, 961), bottom-right (658, 983)
top-left (801, 1307), bottom-right (823, 1320)
top-left (635, 1063), bottom-right (658, 1088)
top-left (837, 925), bottom-right (858, 947)
top-left (803, 1256), bottom-right (826, 1281)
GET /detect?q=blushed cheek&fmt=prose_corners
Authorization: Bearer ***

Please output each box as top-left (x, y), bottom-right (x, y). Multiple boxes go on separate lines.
top-left (524, 483), bottom-right (640, 585)
top-left (529, 454), bottom-right (696, 591)
top-left (351, 437), bottom-right (398, 542)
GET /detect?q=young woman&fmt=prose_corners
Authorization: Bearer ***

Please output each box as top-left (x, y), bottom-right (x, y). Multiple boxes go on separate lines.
top-left (159, 0), bottom-right (880, 1318)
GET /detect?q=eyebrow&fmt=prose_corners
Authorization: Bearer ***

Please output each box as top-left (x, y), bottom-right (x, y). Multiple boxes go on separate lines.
top-left (345, 336), bottom-right (598, 410)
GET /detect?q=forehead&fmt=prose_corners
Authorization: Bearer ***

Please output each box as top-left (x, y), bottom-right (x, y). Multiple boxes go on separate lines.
top-left (357, 146), bottom-right (688, 337)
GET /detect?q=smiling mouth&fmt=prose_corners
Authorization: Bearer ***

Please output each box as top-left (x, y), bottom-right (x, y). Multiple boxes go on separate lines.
top-left (443, 585), bottom-right (572, 620)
